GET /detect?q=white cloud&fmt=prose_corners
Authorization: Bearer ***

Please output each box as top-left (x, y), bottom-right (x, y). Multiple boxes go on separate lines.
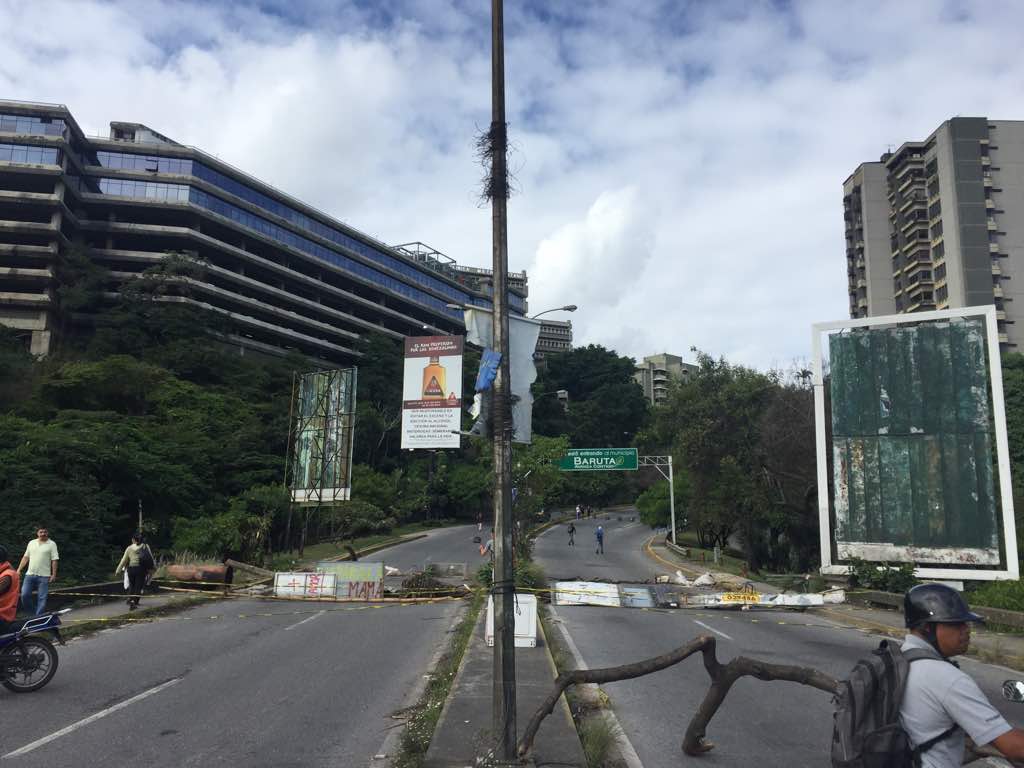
top-left (2, 0), bottom-right (1024, 369)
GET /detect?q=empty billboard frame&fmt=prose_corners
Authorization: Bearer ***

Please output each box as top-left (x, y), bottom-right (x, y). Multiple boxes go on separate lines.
top-left (813, 306), bottom-right (1018, 581)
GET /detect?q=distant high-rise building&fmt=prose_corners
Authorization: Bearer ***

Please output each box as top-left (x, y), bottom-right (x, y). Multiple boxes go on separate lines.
top-left (534, 318), bottom-right (572, 360)
top-left (0, 99), bottom-right (525, 363)
top-left (633, 353), bottom-right (696, 404)
top-left (843, 117), bottom-right (1024, 348)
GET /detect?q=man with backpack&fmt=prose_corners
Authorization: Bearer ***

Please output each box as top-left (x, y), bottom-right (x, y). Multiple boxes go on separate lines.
top-left (832, 582), bottom-right (1024, 767)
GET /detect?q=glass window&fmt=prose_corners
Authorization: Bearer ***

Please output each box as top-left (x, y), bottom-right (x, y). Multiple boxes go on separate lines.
top-left (0, 142), bottom-right (59, 165)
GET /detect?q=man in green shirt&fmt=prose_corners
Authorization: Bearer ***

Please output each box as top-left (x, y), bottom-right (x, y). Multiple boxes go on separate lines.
top-left (17, 527), bottom-right (59, 616)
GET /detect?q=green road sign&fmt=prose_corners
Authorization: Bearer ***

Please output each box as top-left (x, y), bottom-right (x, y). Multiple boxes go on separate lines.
top-left (557, 448), bottom-right (638, 471)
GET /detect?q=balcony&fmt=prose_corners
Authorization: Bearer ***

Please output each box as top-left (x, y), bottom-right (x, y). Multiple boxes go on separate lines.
top-left (992, 262), bottom-right (1002, 276)
top-left (994, 284), bottom-right (1004, 298)
top-left (991, 242), bottom-right (1001, 253)
top-left (988, 218), bottom-right (998, 231)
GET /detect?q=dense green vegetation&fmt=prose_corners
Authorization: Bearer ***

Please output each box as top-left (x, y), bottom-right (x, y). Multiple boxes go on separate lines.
top-left (0, 251), bottom-right (648, 582)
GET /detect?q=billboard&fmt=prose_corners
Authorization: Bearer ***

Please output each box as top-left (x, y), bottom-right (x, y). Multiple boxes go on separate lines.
top-left (813, 306), bottom-right (1018, 580)
top-left (401, 336), bottom-right (463, 449)
top-left (316, 561), bottom-right (385, 601)
top-left (290, 368), bottom-right (357, 504)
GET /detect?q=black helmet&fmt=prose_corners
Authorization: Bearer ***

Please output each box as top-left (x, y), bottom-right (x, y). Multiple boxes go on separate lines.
top-left (904, 583), bottom-right (984, 628)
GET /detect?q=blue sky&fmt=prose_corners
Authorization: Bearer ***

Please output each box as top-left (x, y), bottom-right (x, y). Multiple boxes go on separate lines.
top-left (2, 0), bottom-right (1023, 369)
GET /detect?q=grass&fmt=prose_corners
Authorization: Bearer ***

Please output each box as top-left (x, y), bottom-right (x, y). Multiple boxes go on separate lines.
top-left (579, 718), bottom-right (618, 768)
top-left (392, 591), bottom-right (485, 768)
top-left (673, 532), bottom-right (751, 578)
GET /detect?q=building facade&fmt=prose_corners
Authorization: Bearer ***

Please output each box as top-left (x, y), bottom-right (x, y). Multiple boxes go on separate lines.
top-left (633, 353), bottom-right (697, 404)
top-left (844, 117), bottom-right (1024, 348)
top-left (0, 100), bottom-right (525, 363)
top-left (534, 318), bottom-right (572, 360)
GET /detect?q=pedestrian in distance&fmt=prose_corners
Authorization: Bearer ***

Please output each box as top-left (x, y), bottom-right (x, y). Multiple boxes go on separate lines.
top-left (115, 533), bottom-right (155, 611)
top-left (480, 528), bottom-right (494, 559)
top-left (899, 583), bottom-right (1024, 766)
top-left (595, 525), bottom-right (604, 555)
top-left (477, 512), bottom-right (483, 532)
top-left (575, 504), bottom-right (581, 520)
top-left (567, 522), bottom-right (576, 546)
top-left (17, 527), bottom-right (58, 616)
top-left (0, 544), bottom-right (20, 634)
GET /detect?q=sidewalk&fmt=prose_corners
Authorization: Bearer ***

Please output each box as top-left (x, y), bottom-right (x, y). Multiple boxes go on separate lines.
top-left (425, 607), bottom-right (586, 767)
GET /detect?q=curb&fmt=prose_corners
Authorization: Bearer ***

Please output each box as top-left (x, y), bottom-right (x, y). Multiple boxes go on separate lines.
top-left (535, 609), bottom-right (588, 765)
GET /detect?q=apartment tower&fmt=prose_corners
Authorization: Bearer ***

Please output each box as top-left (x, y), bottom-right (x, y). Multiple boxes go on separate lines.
top-left (843, 117), bottom-right (1024, 348)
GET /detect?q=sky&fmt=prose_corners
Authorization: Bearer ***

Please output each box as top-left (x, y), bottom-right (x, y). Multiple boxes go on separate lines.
top-left (3, 0), bottom-right (1024, 370)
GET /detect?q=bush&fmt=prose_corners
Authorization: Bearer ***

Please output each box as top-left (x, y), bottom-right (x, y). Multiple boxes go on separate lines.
top-left (967, 579), bottom-right (1024, 612)
top-left (476, 559), bottom-right (547, 593)
top-left (846, 557), bottom-right (917, 594)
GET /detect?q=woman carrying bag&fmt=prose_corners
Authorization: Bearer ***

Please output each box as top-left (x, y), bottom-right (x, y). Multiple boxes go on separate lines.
top-left (115, 533), bottom-right (155, 611)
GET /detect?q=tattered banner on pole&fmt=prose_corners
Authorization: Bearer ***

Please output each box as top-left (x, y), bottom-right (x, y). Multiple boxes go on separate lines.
top-left (463, 309), bottom-right (541, 443)
top-left (401, 336), bottom-right (463, 449)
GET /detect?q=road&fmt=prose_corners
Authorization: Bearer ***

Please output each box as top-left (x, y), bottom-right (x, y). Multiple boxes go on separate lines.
top-left (534, 512), bottom-right (1024, 768)
top-left (0, 526), bottom-right (480, 767)
top-left (363, 523), bottom-right (484, 577)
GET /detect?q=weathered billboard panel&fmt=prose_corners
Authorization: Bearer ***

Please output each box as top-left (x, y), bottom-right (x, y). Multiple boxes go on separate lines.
top-left (813, 307), bottom-right (1018, 580)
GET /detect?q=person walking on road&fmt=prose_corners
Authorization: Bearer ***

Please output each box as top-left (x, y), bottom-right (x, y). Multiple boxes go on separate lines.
top-left (567, 522), bottom-right (576, 547)
top-left (17, 527), bottom-right (58, 616)
top-left (0, 545), bottom-right (20, 634)
top-left (476, 512), bottom-right (483, 532)
top-left (595, 525), bottom-right (604, 555)
top-left (575, 504), bottom-right (581, 520)
top-left (115, 533), bottom-right (154, 610)
top-left (899, 583), bottom-right (1024, 766)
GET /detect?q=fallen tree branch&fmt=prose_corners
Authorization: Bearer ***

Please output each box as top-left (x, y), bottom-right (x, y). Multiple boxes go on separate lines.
top-left (518, 635), bottom-right (713, 756)
top-left (518, 634), bottom-right (839, 760)
top-left (682, 647), bottom-right (839, 755)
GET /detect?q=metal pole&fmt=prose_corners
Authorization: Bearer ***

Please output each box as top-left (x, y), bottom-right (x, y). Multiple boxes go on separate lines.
top-left (668, 456), bottom-right (677, 546)
top-left (490, 0), bottom-right (516, 758)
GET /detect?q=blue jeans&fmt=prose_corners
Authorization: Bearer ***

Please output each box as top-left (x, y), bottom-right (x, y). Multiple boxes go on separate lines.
top-left (21, 574), bottom-right (50, 616)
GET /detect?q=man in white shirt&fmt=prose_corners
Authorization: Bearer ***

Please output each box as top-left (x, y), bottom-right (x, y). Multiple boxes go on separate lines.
top-left (901, 583), bottom-right (1024, 766)
top-left (17, 527), bottom-right (59, 616)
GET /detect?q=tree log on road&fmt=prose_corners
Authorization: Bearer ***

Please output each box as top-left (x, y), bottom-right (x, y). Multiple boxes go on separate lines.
top-left (682, 639), bottom-right (838, 755)
top-left (518, 634), bottom-right (839, 760)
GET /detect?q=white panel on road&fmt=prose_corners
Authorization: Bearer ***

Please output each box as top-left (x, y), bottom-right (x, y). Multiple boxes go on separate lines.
top-left (273, 572), bottom-right (337, 598)
top-left (552, 581), bottom-right (622, 608)
top-left (486, 593), bottom-right (537, 647)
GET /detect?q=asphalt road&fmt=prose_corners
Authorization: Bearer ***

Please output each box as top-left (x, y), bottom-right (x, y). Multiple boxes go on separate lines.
top-left (1, 567), bottom-right (462, 766)
top-left (533, 512), bottom-right (1024, 768)
top-left (363, 523), bottom-right (484, 578)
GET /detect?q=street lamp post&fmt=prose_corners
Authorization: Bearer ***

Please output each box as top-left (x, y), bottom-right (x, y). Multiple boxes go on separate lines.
top-left (529, 305), bottom-right (577, 320)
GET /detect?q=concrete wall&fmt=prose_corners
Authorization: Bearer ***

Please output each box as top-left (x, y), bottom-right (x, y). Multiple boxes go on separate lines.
top-left (860, 163), bottom-right (896, 315)
top-left (991, 121), bottom-right (1024, 349)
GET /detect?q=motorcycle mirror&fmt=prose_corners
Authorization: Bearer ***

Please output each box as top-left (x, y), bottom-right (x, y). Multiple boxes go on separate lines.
top-left (1002, 680), bottom-right (1024, 703)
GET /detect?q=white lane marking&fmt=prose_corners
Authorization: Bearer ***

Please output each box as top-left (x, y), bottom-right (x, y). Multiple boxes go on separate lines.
top-left (3, 677), bottom-right (183, 758)
top-left (693, 619), bottom-right (733, 641)
top-left (284, 610), bottom-right (325, 631)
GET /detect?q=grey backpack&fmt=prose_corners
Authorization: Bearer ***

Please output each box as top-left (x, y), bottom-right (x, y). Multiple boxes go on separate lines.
top-left (832, 640), bottom-right (957, 768)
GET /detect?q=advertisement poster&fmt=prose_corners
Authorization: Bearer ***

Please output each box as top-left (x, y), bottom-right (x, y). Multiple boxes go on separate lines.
top-left (401, 336), bottom-right (463, 449)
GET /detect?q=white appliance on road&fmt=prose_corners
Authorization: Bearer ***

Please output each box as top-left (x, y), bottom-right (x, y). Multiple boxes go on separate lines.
top-left (485, 593), bottom-right (538, 648)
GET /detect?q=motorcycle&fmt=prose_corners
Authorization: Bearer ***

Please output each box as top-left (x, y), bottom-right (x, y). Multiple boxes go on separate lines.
top-left (0, 609), bottom-right (69, 693)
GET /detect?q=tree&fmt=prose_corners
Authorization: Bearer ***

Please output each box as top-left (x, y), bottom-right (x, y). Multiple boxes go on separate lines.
top-left (533, 344), bottom-right (649, 445)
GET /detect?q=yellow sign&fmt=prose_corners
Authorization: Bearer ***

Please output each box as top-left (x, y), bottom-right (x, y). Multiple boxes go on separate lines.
top-left (720, 592), bottom-right (760, 603)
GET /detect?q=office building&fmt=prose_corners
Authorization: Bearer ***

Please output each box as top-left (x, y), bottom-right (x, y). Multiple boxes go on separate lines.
top-left (534, 318), bottom-right (572, 360)
top-left (843, 117), bottom-right (1024, 348)
top-left (634, 353), bottom-right (697, 404)
top-left (0, 100), bottom-right (525, 362)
